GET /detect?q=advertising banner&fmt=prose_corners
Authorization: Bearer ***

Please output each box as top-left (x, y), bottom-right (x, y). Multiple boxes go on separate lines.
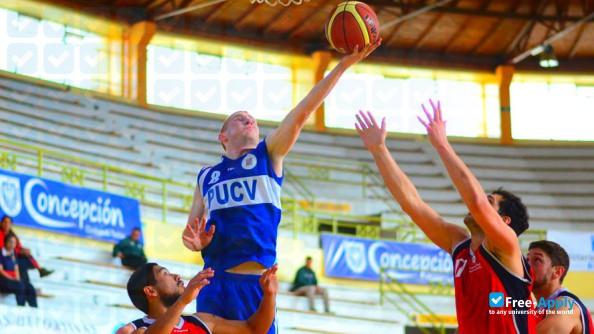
top-left (547, 230), bottom-right (594, 272)
top-left (322, 233), bottom-right (453, 284)
top-left (0, 168), bottom-right (142, 243)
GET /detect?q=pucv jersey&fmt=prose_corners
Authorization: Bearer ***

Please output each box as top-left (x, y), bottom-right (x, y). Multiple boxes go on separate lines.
top-left (197, 140), bottom-right (283, 270)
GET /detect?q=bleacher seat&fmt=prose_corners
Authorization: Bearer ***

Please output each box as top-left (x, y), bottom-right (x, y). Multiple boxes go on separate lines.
top-left (2, 72), bottom-right (594, 232)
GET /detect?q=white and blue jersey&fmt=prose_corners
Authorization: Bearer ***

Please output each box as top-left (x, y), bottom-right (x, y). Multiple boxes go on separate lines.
top-left (197, 140), bottom-right (283, 271)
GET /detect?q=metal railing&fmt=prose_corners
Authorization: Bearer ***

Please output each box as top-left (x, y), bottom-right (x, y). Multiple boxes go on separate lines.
top-left (282, 196), bottom-right (420, 240)
top-left (379, 267), bottom-right (448, 334)
top-left (0, 139), bottom-right (431, 242)
top-left (287, 153), bottom-right (409, 218)
top-left (0, 139), bottom-right (548, 245)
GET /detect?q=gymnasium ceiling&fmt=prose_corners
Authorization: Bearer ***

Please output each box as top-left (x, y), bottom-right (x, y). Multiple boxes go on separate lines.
top-left (47, 0), bottom-right (594, 72)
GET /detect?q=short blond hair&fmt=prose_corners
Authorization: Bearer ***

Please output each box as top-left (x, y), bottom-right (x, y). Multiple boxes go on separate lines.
top-left (219, 111), bottom-right (248, 151)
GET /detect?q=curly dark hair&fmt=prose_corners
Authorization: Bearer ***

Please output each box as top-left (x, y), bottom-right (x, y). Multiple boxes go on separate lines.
top-left (492, 188), bottom-right (529, 236)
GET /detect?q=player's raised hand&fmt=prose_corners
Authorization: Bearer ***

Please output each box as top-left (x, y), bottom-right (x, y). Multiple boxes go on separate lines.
top-left (355, 110), bottom-right (387, 153)
top-left (341, 38), bottom-right (382, 67)
top-left (182, 217), bottom-right (215, 252)
top-left (260, 264), bottom-right (279, 297)
top-left (179, 268), bottom-right (214, 305)
top-left (418, 99), bottom-right (449, 149)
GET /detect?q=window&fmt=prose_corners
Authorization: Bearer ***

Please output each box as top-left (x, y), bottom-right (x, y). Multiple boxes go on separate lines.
top-left (0, 7), bottom-right (119, 94)
top-left (325, 71), bottom-right (499, 138)
top-left (511, 81), bottom-right (594, 140)
top-left (147, 45), bottom-right (295, 121)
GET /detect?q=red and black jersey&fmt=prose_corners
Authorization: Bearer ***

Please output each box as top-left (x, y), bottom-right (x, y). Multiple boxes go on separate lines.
top-left (452, 238), bottom-right (536, 334)
top-left (129, 315), bottom-right (211, 334)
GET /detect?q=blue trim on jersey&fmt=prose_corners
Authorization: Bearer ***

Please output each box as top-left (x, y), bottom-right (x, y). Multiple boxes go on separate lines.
top-left (451, 238), bottom-right (471, 260)
top-left (558, 291), bottom-right (592, 334)
top-left (480, 245), bottom-right (533, 333)
top-left (197, 140), bottom-right (283, 271)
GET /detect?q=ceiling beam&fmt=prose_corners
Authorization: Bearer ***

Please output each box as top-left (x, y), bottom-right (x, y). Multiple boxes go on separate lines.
top-left (262, 5), bottom-right (293, 34)
top-left (382, 0), bottom-right (453, 30)
top-left (204, 0), bottom-right (233, 24)
top-left (383, 0), bottom-right (455, 45)
top-left (510, 9), bottom-right (594, 64)
top-left (233, 4), bottom-right (261, 29)
top-left (383, 7), bottom-right (407, 45)
top-left (412, 12), bottom-right (444, 49)
top-left (442, 0), bottom-right (494, 53)
top-left (371, 0), bottom-right (594, 22)
top-left (568, 23), bottom-right (587, 58)
top-left (504, 0), bottom-right (551, 55)
top-left (287, 0), bottom-right (332, 38)
top-left (470, 0), bottom-right (524, 55)
top-left (154, 0), bottom-right (226, 20)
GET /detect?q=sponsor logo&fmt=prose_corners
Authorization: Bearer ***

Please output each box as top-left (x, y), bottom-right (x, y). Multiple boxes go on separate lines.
top-left (364, 15), bottom-right (378, 37)
top-left (22, 178), bottom-right (124, 229)
top-left (0, 175), bottom-right (22, 217)
top-left (454, 258), bottom-right (468, 278)
top-left (344, 241), bottom-right (367, 274)
top-left (241, 154), bottom-right (257, 170)
top-left (326, 237), bottom-right (453, 279)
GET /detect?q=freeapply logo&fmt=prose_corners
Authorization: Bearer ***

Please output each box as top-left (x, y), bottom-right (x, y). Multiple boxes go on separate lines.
top-left (488, 291), bottom-right (575, 315)
top-left (489, 292), bottom-right (504, 307)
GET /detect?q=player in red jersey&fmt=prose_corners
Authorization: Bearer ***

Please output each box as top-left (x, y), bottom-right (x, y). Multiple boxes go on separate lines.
top-left (117, 263), bottom-right (277, 334)
top-left (355, 101), bottom-right (535, 333)
top-left (527, 240), bottom-right (594, 334)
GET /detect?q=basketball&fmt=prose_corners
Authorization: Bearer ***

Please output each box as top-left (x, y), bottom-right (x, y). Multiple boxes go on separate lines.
top-left (325, 1), bottom-right (380, 54)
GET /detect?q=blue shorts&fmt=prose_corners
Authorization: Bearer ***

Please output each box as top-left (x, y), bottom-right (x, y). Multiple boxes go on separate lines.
top-left (196, 271), bottom-right (277, 334)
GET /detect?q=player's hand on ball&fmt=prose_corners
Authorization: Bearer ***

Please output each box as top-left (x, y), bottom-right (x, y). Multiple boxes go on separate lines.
top-left (341, 38), bottom-right (381, 67)
top-left (418, 99), bottom-right (449, 149)
top-left (260, 264), bottom-right (279, 296)
top-left (355, 110), bottom-right (387, 153)
top-left (180, 268), bottom-right (214, 305)
top-left (183, 217), bottom-right (215, 252)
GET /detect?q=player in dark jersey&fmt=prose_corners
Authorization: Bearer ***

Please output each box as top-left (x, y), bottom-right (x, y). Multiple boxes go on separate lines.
top-left (181, 40), bottom-right (381, 333)
top-left (527, 240), bottom-right (594, 334)
top-left (355, 101), bottom-right (535, 333)
top-left (116, 263), bottom-right (277, 334)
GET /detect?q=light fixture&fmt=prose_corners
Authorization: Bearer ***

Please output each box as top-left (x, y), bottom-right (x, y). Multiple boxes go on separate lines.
top-left (539, 45), bottom-right (559, 68)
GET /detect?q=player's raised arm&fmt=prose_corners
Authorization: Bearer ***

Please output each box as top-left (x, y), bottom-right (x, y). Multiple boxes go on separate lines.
top-left (355, 111), bottom-right (468, 253)
top-left (418, 100), bottom-right (522, 271)
top-left (142, 268), bottom-right (214, 334)
top-left (536, 299), bottom-right (581, 333)
top-left (182, 184), bottom-right (214, 252)
top-left (200, 265), bottom-right (278, 334)
top-left (265, 39), bottom-right (381, 163)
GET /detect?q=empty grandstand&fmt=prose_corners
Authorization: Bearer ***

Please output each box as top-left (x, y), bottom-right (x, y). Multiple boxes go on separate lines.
top-left (1, 0), bottom-right (593, 333)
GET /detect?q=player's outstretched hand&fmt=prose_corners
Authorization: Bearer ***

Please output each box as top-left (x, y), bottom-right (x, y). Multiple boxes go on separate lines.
top-left (183, 217), bottom-right (216, 252)
top-left (355, 110), bottom-right (386, 153)
top-left (179, 268), bottom-right (215, 305)
top-left (418, 99), bottom-right (449, 149)
top-left (341, 38), bottom-right (382, 67)
top-left (260, 264), bottom-right (278, 297)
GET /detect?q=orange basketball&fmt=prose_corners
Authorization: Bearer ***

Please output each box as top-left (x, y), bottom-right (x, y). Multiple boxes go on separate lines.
top-left (325, 1), bottom-right (380, 54)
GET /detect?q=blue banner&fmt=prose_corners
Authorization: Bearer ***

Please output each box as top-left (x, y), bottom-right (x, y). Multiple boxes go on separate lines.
top-left (0, 169), bottom-right (142, 243)
top-left (322, 233), bottom-right (453, 284)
